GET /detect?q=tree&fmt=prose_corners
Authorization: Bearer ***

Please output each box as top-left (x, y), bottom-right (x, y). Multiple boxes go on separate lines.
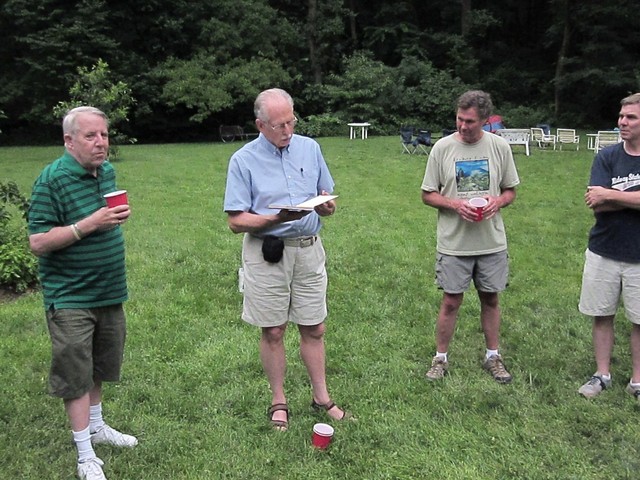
top-left (152, 0), bottom-right (300, 127)
top-left (547, 0), bottom-right (640, 126)
top-left (318, 51), bottom-right (465, 134)
top-left (552, 0), bottom-right (572, 120)
top-left (53, 59), bottom-right (136, 160)
top-left (0, 0), bottom-right (117, 128)
top-left (157, 54), bottom-right (293, 123)
top-left (1, 0), bottom-right (639, 140)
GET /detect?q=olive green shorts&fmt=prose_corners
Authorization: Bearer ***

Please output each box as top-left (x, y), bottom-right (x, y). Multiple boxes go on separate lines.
top-left (435, 250), bottom-right (509, 294)
top-left (46, 304), bottom-right (126, 399)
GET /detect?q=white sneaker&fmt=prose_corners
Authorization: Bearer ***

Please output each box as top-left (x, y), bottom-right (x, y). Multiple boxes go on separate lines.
top-left (77, 457), bottom-right (107, 480)
top-left (626, 382), bottom-right (640, 401)
top-left (578, 374), bottom-right (612, 398)
top-left (91, 424), bottom-right (138, 447)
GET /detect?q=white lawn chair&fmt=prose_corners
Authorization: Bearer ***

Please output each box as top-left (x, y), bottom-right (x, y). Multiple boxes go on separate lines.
top-left (594, 131), bottom-right (621, 153)
top-left (556, 128), bottom-right (580, 151)
top-left (530, 127), bottom-right (556, 150)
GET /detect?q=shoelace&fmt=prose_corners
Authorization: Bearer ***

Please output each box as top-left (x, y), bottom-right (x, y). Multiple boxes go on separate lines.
top-left (488, 359), bottom-right (508, 375)
top-left (430, 360), bottom-right (445, 370)
top-left (588, 376), bottom-right (606, 389)
top-left (79, 459), bottom-right (104, 478)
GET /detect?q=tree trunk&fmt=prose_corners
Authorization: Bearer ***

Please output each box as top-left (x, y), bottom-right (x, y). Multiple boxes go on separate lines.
top-left (461, 0), bottom-right (471, 36)
top-left (307, 0), bottom-right (322, 84)
top-left (348, 0), bottom-right (357, 46)
top-left (554, 0), bottom-right (571, 119)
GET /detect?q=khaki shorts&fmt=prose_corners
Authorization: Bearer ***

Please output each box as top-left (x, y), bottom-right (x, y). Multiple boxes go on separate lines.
top-left (579, 249), bottom-right (640, 324)
top-left (241, 234), bottom-right (327, 327)
top-left (435, 250), bottom-right (509, 294)
top-left (46, 305), bottom-right (126, 399)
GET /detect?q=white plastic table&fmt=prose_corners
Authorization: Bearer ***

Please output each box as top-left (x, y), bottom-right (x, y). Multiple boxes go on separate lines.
top-left (348, 122), bottom-right (371, 140)
top-left (586, 133), bottom-right (597, 151)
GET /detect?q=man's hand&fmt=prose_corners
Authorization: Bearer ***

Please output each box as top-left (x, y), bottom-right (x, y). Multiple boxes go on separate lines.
top-left (95, 204), bottom-right (131, 229)
top-left (277, 209), bottom-right (311, 222)
top-left (585, 186), bottom-right (608, 209)
top-left (314, 190), bottom-right (336, 217)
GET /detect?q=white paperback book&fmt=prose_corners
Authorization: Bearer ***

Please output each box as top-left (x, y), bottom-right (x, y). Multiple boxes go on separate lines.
top-left (268, 194), bottom-right (338, 211)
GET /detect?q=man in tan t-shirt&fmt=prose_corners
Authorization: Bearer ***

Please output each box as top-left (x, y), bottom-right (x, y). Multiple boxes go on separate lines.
top-left (421, 90), bottom-right (520, 383)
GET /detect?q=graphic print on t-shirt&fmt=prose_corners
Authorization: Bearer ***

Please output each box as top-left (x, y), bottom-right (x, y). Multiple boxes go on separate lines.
top-left (455, 158), bottom-right (490, 196)
top-left (611, 172), bottom-right (640, 191)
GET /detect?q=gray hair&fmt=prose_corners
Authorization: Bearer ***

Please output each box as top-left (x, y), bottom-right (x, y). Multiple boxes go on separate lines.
top-left (621, 93), bottom-right (640, 106)
top-left (63, 106), bottom-right (109, 135)
top-left (456, 90), bottom-right (494, 120)
top-left (254, 88), bottom-right (294, 122)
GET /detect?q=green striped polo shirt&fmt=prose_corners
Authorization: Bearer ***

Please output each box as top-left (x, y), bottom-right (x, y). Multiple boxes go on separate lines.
top-left (28, 151), bottom-right (128, 309)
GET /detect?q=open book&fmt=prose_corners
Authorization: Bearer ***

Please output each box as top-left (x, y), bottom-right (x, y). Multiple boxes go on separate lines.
top-left (268, 194), bottom-right (338, 211)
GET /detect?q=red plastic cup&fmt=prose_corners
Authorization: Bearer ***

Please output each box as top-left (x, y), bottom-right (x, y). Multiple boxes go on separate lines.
top-left (468, 197), bottom-right (488, 221)
top-left (312, 423), bottom-right (334, 449)
top-left (104, 190), bottom-right (128, 208)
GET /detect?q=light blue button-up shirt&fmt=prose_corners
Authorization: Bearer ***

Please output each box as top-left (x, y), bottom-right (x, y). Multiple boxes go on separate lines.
top-left (223, 133), bottom-right (335, 238)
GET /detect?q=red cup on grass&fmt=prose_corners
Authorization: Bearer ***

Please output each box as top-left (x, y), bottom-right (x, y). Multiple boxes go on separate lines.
top-left (468, 197), bottom-right (488, 221)
top-left (312, 423), bottom-right (334, 449)
top-left (104, 190), bottom-right (128, 208)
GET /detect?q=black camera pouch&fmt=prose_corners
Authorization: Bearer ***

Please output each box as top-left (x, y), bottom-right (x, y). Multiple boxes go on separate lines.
top-left (262, 235), bottom-right (285, 263)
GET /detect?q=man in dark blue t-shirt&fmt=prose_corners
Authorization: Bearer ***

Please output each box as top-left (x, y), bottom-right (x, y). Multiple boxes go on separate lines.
top-left (578, 93), bottom-right (640, 401)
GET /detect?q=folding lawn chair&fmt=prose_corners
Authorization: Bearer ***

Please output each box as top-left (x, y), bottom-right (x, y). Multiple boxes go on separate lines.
top-left (412, 130), bottom-right (432, 155)
top-left (400, 126), bottom-right (415, 154)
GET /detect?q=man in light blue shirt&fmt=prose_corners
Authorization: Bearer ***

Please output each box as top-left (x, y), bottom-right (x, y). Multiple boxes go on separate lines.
top-left (223, 88), bottom-right (351, 431)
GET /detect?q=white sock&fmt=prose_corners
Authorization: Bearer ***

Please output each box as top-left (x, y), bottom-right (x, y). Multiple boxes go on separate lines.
top-left (629, 380), bottom-right (640, 388)
top-left (73, 426), bottom-right (96, 463)
top-left (435, 351), bottom-right (448, 362)
top-left (598, 372), bottom-right (611, 381)
top-left (89, 403), bottom-right (105, 434)
top-left (486, 349), bottom-right (499, 360)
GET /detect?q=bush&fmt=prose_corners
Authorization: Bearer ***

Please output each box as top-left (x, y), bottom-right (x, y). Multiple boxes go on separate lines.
top-left (52, 59), bottom-right (137, 162)
top-left (499, 103), bottom-right (554, 129)
top-left (317, 52), bottom-right (467, 135)
top-left (0, 182), bottom-right (38, 293)
top-left (296, 113), bottom-right (345, 137)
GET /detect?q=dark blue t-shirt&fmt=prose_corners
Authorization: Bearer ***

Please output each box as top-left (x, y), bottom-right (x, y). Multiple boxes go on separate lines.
top-left (588, 142), bottom-right (640, 262)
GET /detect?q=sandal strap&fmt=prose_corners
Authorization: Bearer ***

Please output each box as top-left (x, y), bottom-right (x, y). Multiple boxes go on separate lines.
top-left (312, 400), bottom-right (336, 412)
top-left (268, 403), bottom-right (289, 416)
top-left (268, 403), bottom-right (289, 430)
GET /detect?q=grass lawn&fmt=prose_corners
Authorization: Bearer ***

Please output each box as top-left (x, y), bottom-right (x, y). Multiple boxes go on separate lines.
top-left (1, 136), bottom-right (639, 479)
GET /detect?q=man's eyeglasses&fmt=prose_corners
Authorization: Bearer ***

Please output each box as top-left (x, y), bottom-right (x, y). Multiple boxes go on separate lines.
top-left (266, 117), bottom-right (298, 132)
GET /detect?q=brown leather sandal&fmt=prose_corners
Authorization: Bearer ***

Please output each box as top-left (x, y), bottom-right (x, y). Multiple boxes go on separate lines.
top-left (268, 403), bottom-right (289, 431)
top-left (311, 399), bottom-right (354, 421)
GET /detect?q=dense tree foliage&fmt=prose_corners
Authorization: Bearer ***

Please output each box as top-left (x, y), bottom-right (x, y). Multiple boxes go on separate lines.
top-left (0, 0), bottom-right (638, 143)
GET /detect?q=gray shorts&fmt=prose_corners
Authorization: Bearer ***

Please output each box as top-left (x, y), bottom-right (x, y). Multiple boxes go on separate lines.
top-left (241, 234), bottom-right (327, 327)
top-left (579, 249), bottom-right (640, 324)
top-left (435, 251), bottom-right (509, 294)
top-left (46, 304), bottom-right (126, 399)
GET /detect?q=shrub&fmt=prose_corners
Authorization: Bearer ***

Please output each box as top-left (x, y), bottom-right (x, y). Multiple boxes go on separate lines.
top-left (52, 59), bottom-right (137, 161)
top-left (296, 113), bottom-right (344, 137)
top-left (317, 52), bottom-right (467, 135)
top-left (0, 182), bottom-right (38, 293)
top-left (499, 103), bottom-right (554, 129)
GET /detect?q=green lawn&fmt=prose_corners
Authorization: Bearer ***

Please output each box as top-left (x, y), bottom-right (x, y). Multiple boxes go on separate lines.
top-left (1, 137), bottom-right (638, 479)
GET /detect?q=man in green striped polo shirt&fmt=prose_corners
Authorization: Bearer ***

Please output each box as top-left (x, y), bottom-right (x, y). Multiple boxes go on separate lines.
top-left (28, 107), bottom-right (136, 480)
